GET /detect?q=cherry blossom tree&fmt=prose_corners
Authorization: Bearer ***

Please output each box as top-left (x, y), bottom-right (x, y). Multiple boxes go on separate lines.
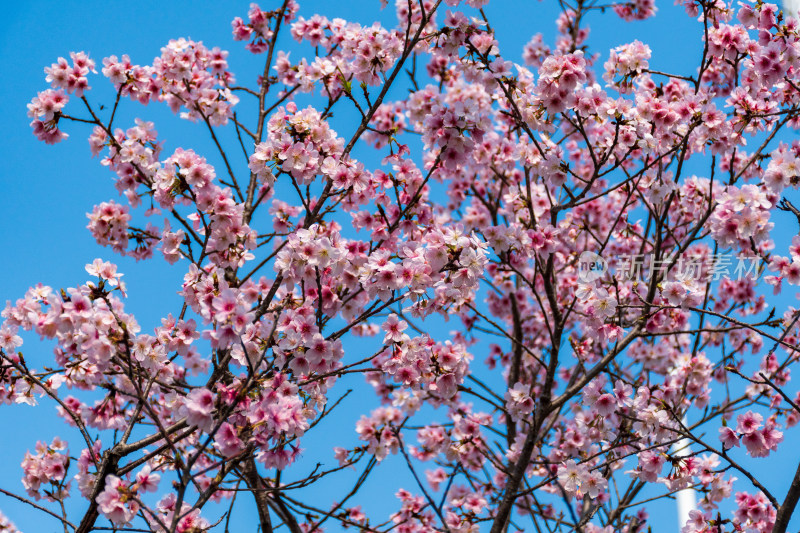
top-left (6, 0), bottom-right (800, 532)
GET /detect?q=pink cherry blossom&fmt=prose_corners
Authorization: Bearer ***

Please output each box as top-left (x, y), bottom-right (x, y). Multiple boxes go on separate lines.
top-left (9, 1), bottom-right (800, 532)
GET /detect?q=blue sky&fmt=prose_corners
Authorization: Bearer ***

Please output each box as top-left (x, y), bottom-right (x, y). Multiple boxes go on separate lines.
top-left (2, 1), bottom-right (799, 532)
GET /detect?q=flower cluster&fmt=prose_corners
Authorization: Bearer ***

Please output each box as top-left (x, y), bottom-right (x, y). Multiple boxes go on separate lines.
top-left (355, 406), bottom-right (403, 460)
top-left (718, 410), bottom-right (784, 458)
top-left (709, 184), bottom-right (774, 251)
top-left (557, 459), bottom-right (609, 499)
top-left (44, 51), bottom-right (95, 96)
top-left (232, 2), bottom-right (300, 53)
top-left (291, 16), bottom-right (404, 85)
top-left (535, 52), bottom-right (588, 114)
top-left (101, 39), bottom-right (238, 125)
top-left (2, 270), bottom-right (139, 384)
top-left (155, 148), bottom-right (257, 268)
top-left (377, 330), bottom-right (472, 400)
top-left (155, 39), bottom-right (238, 125)
top-left (603, 40), bottom-right (650, 92)
top-left (20, 438), bottom-right (69, 501)
top-left (13, 0), bottom-right (800, 532)
top-left (248, 103), bottom-right (344, 187)
top-left (0, 511), bottom-right (20, 533)
top-left (153, 494), bottom-right (211, 533)
top-left (86, 201), bottom-right (132, 254)
top-left (27, 89), bottom-right (69, 144)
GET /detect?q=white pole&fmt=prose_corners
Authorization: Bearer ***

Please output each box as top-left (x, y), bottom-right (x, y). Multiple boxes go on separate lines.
top-left (784, 0), bottom-right (800, 19)
top-left (672, 417), bottom-right (697, 530)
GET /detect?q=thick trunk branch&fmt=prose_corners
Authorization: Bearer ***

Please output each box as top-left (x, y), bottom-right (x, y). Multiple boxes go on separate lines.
top-left (243, 457), bottom-right (274, 533)
top-left (75, 450), bottom-right (121, 533)
top-left (774, 460), bottom-right (800, 533)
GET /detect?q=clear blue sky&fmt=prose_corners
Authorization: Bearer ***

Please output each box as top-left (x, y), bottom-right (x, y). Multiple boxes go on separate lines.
top-left (1, 1), bottom-right (798, 532)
